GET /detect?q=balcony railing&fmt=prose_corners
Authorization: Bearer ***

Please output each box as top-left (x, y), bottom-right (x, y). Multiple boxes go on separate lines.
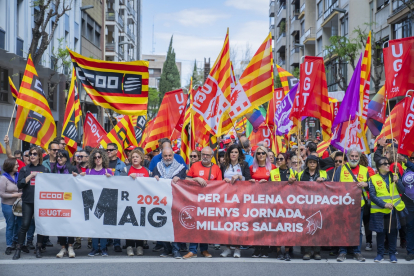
top-left (291, 15), bottom-right (298, 23)
top-left (105, 43), bottom-right (116, 52)
top-left (302, 27), bottom-right (315, 42)
top-left (300, 3), bottom-right (305, 13)
top-left (323, 0), bottom-right (339, 20)
top-left (127, 27), bottom-right (135, 42)
top-left (277, 4), bottom-right (286, 17)
top-left (106, 12), bottom-right (115, 21)
top-left (117, 49), bottom-right (123, 61)
top-left (277, 32), bottom-right (286, 43)
top-left (269, 24), bottom-right (275, 30)
top-left (127, 1), bottom-right (135, 16)
top-left (292, 9), bottom-right (300, 16)
top-left (117, 13), bottom-right (124, 30)
top-left (270, 1), bottom-right (275, 6)
top-left (290, 47), bottom-right (300, 55)
top-left (278, 59), bottom-right (286, 65)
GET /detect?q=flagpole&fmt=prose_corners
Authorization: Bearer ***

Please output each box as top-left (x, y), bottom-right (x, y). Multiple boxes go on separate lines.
top-left (230, 118), bottom-right (248, 153)
top-left (6, 101), bottom-right (17, 137)
top-left (105, 108), bottom-right (116, 130)
top-left (331, 115), bottom-right (351, 181)
top-left (387, 99), bottom-right (397, 233)
top-left (242, 116), bottom-right (248, 136)
top-left (297, 119), bottom-right (302, 173)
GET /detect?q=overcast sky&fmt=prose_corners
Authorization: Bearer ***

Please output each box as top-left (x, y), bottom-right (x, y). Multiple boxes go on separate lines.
top-left (141, 0), bottom-right (270, 86)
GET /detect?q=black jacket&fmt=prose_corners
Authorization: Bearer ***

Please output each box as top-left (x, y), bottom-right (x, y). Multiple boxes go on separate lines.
top-left (220, 161), bottom-right (251, 181)
top-left (51, 163), bottom-right (78, 174)
top-left (17, 164), bottom-right (50, 204)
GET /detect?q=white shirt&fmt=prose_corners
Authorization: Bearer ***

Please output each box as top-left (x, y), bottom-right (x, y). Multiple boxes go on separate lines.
top-left (223, 163), bottom-right (243, 179)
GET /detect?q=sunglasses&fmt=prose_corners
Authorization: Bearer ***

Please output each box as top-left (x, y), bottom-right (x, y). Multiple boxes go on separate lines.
top-left (256, 152), bottom-right (267, 156)
top-left (275, 158), bottom-right (284, 161)
top-left (57, 155), bottom-right (65, 159)
top-left (190, 155), bottom-right (198, 158)
top-left (335, 160), bottom-right (343, 163)
top-left (59, 143), bottom-right (66, 146)
top-left (29, 152), bottom-right (38, 157)
top-left (50, 149), bottom-right (59, 152)
top-left (93, 156), bottom-right (102, 160)
top-left (106, 149), bottom-right (116, 152)
top-left (291, 162), bottom-right (298, 165)
top-left (24, 155), bottom-right (29, 158)
top-left (380, 162), bottom-right (390, 166)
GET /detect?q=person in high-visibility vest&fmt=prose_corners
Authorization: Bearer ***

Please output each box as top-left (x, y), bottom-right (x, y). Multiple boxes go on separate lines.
top-left (292, 155), bottom-right (327, 261)
top-left (369, 156), bottom-right (406, 263)
top-left (270, 152), bottom-right (297, 261)
top-left (332, 146), bottom-right (370, 263)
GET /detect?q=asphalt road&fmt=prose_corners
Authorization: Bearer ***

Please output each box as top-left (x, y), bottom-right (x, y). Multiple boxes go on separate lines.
top-left (0, 207), bottom-right (413, 276)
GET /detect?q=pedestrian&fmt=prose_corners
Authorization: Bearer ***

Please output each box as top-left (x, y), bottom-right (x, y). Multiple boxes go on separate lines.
top-left (270, 152), bottom-right (297, 261)
top-left (249, 146), bottom-right (276, 258)
top-left (184, 146), bottom-right (222, 259)
top-left (219, 144), bottom-right (251, 258)
top-left (13, 147), bottom-right (50, 260)
top-left (53, 150), bottom-right (78, 258)
top-left (0, 158), bottom-right (22, 255)
top-left (153, 147), bottom-right (187, 259)
top-left (120, 149), bottom-right (150, 256)
top-left (82, 149), bottom-right (113, 257)
top-left (369, 156), bottom-right (406, 263)
top-left (189, 150), bottom-right (201, 168)
top-left (148, 138), bottom-right (187, 172)
top-left (295, 155), bottom-right (327, 260)
top-left (268, 150), bottom-right (276, 165)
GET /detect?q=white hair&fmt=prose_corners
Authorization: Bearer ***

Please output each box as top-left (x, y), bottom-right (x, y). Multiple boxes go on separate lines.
top-left (346, 145), bottom-right (362, 158)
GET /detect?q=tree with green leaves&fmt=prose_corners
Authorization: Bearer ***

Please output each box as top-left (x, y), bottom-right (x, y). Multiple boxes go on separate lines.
top-left (190, 59), bottom-right (204, 89)
top-left (147, 87), bottom-right (160, 119)
top-left (158, 36), bottom-right (181, 104)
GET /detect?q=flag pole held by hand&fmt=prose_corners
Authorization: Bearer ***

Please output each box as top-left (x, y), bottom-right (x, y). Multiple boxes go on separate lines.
top-left (6, 101), bottom-right (17, 137)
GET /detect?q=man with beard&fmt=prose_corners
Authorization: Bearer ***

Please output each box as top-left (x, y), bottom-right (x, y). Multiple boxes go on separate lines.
top-left (333, 145), bottom-right (369, 263)
top-left (153, 147), bottom-right (187, 259)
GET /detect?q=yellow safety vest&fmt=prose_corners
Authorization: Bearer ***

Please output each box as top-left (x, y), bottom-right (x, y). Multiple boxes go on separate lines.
top-left (339, 164), bottom-right (369, 207)
top-left (402, 163), bottom-right (407, 170)
top-left (297, 170), bottom-right (327, 181)
top-left (270, 167), bottom-right (297, 181)
top-left (370, 174), bottom-right (406, 214)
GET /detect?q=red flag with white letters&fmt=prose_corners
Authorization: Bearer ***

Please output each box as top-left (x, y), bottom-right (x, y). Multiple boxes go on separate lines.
top-left (398, 96), bottom-right (414, 156)
top-left (249, 124), bottom-right (273, 149)
top-left (83, 112), bottom-right (107, 148)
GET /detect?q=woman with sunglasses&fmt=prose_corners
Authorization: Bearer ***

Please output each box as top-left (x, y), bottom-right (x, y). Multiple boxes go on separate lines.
top-left (189, 150), bottom-right (201, 168)
top-left (369, 156), bottom-right (407, 263)
top-left (77, 149), bottom-right (113, 257)
top-left (50, 150), bottom-right (79, 258)
top-left (13, 147), bottom-right (50, 260)
top-left (219, 144), bottom-right (251, 258)
top-left (269, 152), bottom-right (297, 261)
top-left (249, 146), bottom-right (276, 258)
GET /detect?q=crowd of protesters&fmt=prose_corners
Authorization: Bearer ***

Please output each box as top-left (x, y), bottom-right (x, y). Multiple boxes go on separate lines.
top-left (1, 132), bottom-right (414, 263)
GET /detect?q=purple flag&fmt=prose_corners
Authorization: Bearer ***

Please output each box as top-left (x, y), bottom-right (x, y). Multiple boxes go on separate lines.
top-left (274, 83), bottom-right (298, 136)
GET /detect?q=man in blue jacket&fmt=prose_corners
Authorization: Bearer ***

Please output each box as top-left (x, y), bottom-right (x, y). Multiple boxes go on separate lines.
top-left (148, 138), bottom-right (187, 172)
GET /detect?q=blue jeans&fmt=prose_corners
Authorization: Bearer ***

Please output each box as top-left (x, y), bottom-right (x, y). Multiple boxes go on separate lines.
top-left (189, 243), bottom-right (208, 254)
top-left (2, 203), bottom-right (21, 247)
top-left (113, 239), bottom-right (121, 247)
top-left (92, 238), bottom-right (107, 250)
top-left (164, 242), bottom-right (182, 253)
top-left (377, 229), bottom-right (398, 256)
top-left (339, 208), bottom-right (363, 254)
top-left (405, 205), bottom-right (414, 255)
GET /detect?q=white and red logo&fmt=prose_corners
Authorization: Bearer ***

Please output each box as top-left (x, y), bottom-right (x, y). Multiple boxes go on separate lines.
top-left (39, 209), bottom-right (71, 217)
top-left (179, 206), bottom-right (197, 229)
top-left (39, 192), bottom-right (72, 200)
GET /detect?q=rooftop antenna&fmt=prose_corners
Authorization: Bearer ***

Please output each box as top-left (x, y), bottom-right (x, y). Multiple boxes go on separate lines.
top-left (151, 16), bottom-right (155, 54)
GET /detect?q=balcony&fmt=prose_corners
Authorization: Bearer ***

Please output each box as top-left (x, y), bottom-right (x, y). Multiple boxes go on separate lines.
top-left (270, 24), bottom-right (275, 39)
top-left (275, 8), bottom-right (286, 27)
top-left (299, 3), bottom-right (305, 19)
top-left (127, 27), bottom-right (135, 43)
top-left (290, 16), bottom-right (300, 34)
top-left (277, 4), bottom-right (286, 17)
top-left (106, 12), bottom-right (115, 21)
top-left (118, 45), bottom-right (123, 61)
top-left (275, 33), bottom-right (286, 52)
top-left (117, 13), bottom-right (124, 30)
top-left (126, 1), bottom-right (135, 16)
top-left (323, 0), bottom-right (339, 20)
top-left (300, 27), bottom-right (315, 44)
top-left (269, 1), bottom-right (275, 17)
top-left (290, 47), bottom-right (300, 66)
top-left (105, 42), bottom-right (116, 52)
top-left (278, 58), bottom-right (286, 66)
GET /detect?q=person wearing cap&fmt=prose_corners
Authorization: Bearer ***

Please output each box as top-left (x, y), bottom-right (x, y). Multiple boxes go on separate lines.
top-left (230, 134), bottom-right (236, 144)
top-left (223, 139), bottom-right (232, 151)
top-left (294, 154), bottom-right (327, 260)
top-left (369, 156), bottom-right (406, 263)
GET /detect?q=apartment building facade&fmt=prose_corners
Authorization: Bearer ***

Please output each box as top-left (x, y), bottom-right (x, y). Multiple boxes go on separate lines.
top-left (142, 54), bottom-right (182, 89)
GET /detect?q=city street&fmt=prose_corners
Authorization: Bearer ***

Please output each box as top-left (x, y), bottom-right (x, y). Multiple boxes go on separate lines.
top-left (0, 217), bottom-right (412, 276)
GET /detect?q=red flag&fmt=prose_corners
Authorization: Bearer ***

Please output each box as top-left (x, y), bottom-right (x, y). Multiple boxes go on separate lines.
top-left (398, 96), bottom-right (414, 156)
top-left (249, 124), bottom-right (273, 149)
top-left (384, 37), bottom-right (414, 99)
top-left (83, 112), bottom-right (107, 148)
top-left (290, 56), bottom-right (332, 141)
top-left (266, 88), bottom-right (284, 128)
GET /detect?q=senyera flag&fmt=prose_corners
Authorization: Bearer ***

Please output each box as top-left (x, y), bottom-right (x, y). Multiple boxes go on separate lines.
top-left (374, 100), bottom-right (404, 148)
top-left (8, 77), bottom-right (18, 101)
top-left (144, 89), bottom-right (187, 153)
top-left (366, 85), bottom-right (386, 136)
top-left (83, 112), bottom-right (107, 148)
top-left (68, 49), bottom-right (149, 116)
top-left (398, 96), bottom-right (414, 156)
top-left (0, 142), bottom-right (6, 154)
top-left (192, 30), bottom-right (231, 136)
top-left (383, 37), bottom-right (414, 100)
top-left (276, 64), bottom-right (299, 95)
top-left (62, 68), bottom-right (82, 157)
top-left (100, 115), bottom-right (138, 162)
top-left (14, 54), bottom-right (56, 149)
top-left (290, 56), bottom-right (332, 142)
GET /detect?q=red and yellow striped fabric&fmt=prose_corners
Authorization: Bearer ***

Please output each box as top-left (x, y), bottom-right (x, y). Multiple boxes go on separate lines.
top-left (180, 78), bottom-right (194, 164)
top-left (8, 77), bottom-right (18, 101)
top-left (14, 55), bottom-right (56, 149)
top-left (235, 117), bottom-right (247, 133)
top-left (317, 139), bottom-right (331, 157)
top-left (69, 49), bottom-right (149, 116)
top-left (375, 100), bottom-right (404, 146)
top-left (100, 115), bottom-right (138, 162)
top-left (276, 64), bottom-right (296, 95)
top-left (359, 31), bottom-right (371, 125)
top-left (0, 142), bottom-right (6, 154)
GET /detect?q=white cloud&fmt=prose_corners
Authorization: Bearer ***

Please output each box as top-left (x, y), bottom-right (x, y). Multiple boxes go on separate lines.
top-left (225, 0), bottom-right (269, 15)
top-left (159, 8), bottom-right (229, 27)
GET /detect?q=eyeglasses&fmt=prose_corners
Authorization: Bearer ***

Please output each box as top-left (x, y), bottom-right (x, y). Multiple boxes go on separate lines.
top-left (335, 160), bottom-right (343, 163)
top-left (190, 155), bottom-right (198, 158)
top-left (93, 156), bottom-right (102, 160)
top-left (59, 143), bottom-right (66, 146)
top-left (57, 155), bottom-right (65, 159)
top-left (380, 162), bottom-right (390, 166)
top-left (275, 158), bottom-right (284, 161)
top-left (29, 152), bottom-right (38, 157)
top-left (256, 152), bottom-right (267, 156)
top-left (24, 155), bottom-right (29, 158)
top-left (106, 149), bottom-right (116, 152)
top-left (291, 162), bottom-right (298, 165)
top-left (50, 149), bottom-right (59, 152)
top-left (75, 155), bottom-right (82, 159)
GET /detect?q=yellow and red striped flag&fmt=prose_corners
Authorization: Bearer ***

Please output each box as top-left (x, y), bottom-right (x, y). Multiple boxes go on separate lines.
top-left (235, 117), bottom-right (247, 133)
top-left (229, 33), bottom-right (274, 122)
top-left (316, 139), bottom-right (331, 157)
top-left (139, 119), bottom-right (154, 148)
top-left (359, 31), bottom-right (371, 125)
top-left (14, 55), bottom-right (56, 149)
top-left (0, 142), bottom-right (6, 154)
top-left (8, 77), bottom-right (18, 101)
top-left (180, 78), bottom-right (194, 164)
top-left (62, 69), bottom-right (82, 157)
top-left (375, 100), bottom-right (404, 147)
top-left (192, 30), bottom-right (231, 136)
top-left (100, 115), bottom-right (138, 162)
top-left (276, 64), bottom-right (298, 95)
top-left (144, 89), bottom-right (187, 153)
top-left (68, 49), bottom-right (149, 116)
